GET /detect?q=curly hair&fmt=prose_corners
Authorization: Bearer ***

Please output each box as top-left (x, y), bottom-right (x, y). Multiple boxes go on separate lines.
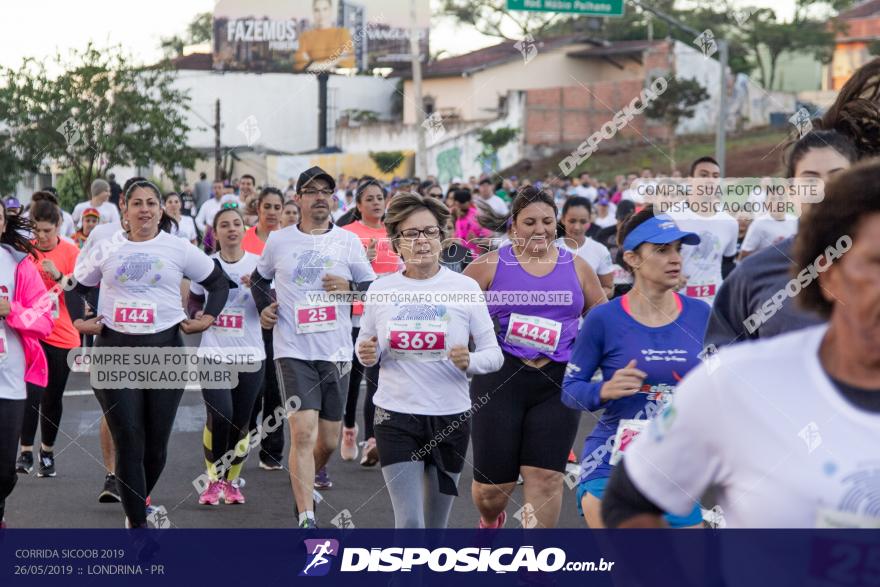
top-left (793, 159), bottom-right (880, 318)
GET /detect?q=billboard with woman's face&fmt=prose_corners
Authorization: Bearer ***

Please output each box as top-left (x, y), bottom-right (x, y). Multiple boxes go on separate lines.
top-left (214, 0), bottom-right (430, 73)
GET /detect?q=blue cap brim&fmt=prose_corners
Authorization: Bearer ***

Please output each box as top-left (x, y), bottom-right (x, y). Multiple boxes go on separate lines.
top-left (644, 230), bottom-right (701, 247)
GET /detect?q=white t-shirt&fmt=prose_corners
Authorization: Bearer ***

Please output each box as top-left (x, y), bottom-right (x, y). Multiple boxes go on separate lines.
top-left (72, 201), bottom-right (120, 227)
top-left (74, 231), bottom-right (215, 333)
top-left (674, 209), bottom-right (738, 304)
top-left (256, 224), bottom-right (375, 362)
top-left (626, 325), bottom-right (880, 528)
top-left (61, 211), bottom-right (75, 238)
top-left (172, 215), bottom-right (198, 243)
top-left (0, 248), bottom-right (26, 400)
top-left (479, 194), bottom-right (509, 216)
top-left (570, 185), bottom-right (597, 200)
top-left (740, 215), bottom-right (798, 255)
top-left (356, 267), bottom-right (503, 415)
top-left (83, 222), bottom-right (123, 246)
top-left (556, 237), bottom-right (613, 276)
top-left (191, 252), bottom-right (265, 362)
top-left (195, 198), bottom-right (232, 233)
top-left (593, 213), bottom-right (617, 229)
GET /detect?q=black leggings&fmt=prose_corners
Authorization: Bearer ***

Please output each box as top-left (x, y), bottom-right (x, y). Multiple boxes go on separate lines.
top-left (21, 341), bottom-right (73, 448)
top-left (469, 352), bottom-right (580, 485)
top-left (344, 327), bottom-right (380, 437)
top-left (250, 329), bottom-right (284, 464)
top-left (0, 399), bottom-right (26, 520)
top-left (202, 363), bottom-right (265, 482)
top-left (93, 325), bottom-right (185, 527)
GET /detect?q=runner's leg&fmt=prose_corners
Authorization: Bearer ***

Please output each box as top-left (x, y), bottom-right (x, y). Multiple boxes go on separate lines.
top-left (381, 461), bottom-right (426, 528)
top-left (0, 399), bottom-right (26, 521)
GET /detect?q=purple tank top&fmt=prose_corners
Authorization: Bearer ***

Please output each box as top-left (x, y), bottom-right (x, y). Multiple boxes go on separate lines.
top-left (488, 245), bottom-right (584, 362)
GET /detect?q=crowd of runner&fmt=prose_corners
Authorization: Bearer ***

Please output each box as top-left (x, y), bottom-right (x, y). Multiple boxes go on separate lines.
top-left (1, 59), bottom-right (879, 530)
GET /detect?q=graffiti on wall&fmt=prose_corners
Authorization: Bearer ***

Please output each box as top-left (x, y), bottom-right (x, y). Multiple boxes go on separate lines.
top-left (436, 147), bottom-right (463, 185)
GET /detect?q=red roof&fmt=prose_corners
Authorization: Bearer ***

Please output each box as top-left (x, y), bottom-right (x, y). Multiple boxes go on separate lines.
top-left (838, 0), bottom-right (880, 19)
top-left (169, 52), bottom-right (214, 71)
top-left (420, 34), bottom-right (590, 78)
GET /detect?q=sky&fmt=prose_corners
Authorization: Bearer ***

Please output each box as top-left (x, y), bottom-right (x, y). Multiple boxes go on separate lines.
top-left (0, 0), bottom-right (799, 72)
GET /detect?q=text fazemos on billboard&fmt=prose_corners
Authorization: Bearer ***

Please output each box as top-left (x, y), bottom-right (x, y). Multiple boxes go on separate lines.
top-left (213, 0), bottom-right (430, 73)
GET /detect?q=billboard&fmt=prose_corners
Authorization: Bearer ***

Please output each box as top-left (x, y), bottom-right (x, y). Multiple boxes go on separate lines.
top-left (213, 0), bottom-right (430, 73)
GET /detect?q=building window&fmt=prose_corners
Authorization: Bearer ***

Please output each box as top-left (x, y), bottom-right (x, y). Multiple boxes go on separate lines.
top-left (423, 95), bottom-right (436, 116)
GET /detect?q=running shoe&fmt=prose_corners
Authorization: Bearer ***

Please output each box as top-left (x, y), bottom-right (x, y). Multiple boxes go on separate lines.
top-left (224, 480), bottom-right (246, 505)
top-left (314, 466), bottom-right (333, 489)
top-left (359, 438), bottom-right (379, 467)
top-left (340, 425), bottom-right (359, 461)
top-left (259, 458), bottom-right (283, 471)
top-left (198, 480), bottom-right (225, 506)
top-left (478, 511), bottom-right (507, 529)
top-left (299, 517), bottom-right (318, 529)
top-left (15, 452), bottom-right (33, 475)
top-left (98, 474), bottom-right (121, 503)
top-left (37, 450), bottom-right (56, 478)
top-left (568, 449), bottom-right (577, 464)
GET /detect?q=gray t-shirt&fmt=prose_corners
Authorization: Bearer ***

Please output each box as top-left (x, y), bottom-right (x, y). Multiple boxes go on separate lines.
top-left (705, 236), bottom-right (824, 348)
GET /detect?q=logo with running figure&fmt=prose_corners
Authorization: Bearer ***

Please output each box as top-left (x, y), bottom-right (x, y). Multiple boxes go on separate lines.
top-left (115, 253), bottom-right (164, 284)
top-left (300, 539), bottom-right (340, 577)
top-left (292, 250), bottom-right (333, 286)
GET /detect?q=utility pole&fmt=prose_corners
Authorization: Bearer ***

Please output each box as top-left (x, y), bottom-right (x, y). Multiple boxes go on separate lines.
top-left (214, 99), bottom-right (222, 181)
top-left (410, 0), bottom-right (427, 178)
top-left (630, 0), bottom-right (727, 175)
top-left (318, 71), bottom-right (329, 150)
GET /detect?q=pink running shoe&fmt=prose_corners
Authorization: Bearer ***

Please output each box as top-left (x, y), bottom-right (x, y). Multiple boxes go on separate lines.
top-left (199, 480), bottom-right (225, 506)
top-left (340, 425), bottom-right (359, 461)
top-left (224, 480), bottom-right (246, 505)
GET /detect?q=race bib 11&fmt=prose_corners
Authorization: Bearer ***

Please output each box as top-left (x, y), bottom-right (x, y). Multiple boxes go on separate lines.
top-left (213, 308), bottom-right (245, 337)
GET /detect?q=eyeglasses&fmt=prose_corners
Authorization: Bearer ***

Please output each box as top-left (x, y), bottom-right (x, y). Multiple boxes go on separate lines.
top-left (221, 202), bottom-right (239, 210)
top-left (300, 189), bottom-right (334, 198)
top-left (428, 191), bottom-right (443, 198)
top-left (398, 226), bottom-right (442, 240)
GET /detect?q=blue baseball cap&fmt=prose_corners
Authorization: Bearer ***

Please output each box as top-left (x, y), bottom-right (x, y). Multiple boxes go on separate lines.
top-left (622, 214), bottom-right (700, 252)
top-left (4, 197), bottom-right (21, 209)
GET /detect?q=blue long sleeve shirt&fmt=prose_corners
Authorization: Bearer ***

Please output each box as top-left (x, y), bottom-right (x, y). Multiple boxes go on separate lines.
top-left (562, 295), bottom-right (710, 482)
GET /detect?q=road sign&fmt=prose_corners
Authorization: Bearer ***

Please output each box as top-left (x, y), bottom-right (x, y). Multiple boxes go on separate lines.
top-left (507, 0), bottom-right (625, 17)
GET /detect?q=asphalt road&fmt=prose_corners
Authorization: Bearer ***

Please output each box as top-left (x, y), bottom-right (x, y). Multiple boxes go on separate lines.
top-left (7, 358), bottom-right (599, 530)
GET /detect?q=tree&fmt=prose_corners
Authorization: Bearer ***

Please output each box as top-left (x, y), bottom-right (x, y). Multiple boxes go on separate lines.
top-left (476, 127), bottom-right (519, 173)
top-left (160, 12), bottom-right (213, 58)
top-left (0, 44), bottom-right (200, 201)
top-left (369, 151), bottom-right (405, 174)
top-left (441, 0), bottom-right (572, 40)
top-left (644, 77), bottom-right (709, 172)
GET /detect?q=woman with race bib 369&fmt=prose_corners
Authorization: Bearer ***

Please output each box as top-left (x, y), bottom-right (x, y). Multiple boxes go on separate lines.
top-left (465, 186), bottom-right (607, 529)
top-left (357, 192), bottom-right (502, 528)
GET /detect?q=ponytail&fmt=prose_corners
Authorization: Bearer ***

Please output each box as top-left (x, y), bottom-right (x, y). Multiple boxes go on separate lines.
top-left (0, 201), bottom-right (37, 257)
top-left (158, 211), bottom-right (179, 235)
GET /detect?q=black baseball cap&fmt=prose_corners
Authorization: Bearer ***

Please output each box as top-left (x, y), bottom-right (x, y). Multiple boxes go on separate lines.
top-left (296, 166), bottom-right (336, 192)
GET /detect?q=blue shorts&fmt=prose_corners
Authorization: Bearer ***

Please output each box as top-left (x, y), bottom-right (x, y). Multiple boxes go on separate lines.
top-left (577, 477), bottom-right (703, 528)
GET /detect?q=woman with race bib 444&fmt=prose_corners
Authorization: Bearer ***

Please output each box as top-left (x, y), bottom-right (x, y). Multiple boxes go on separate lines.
top-left (464, 186), bottom-right (607, 529)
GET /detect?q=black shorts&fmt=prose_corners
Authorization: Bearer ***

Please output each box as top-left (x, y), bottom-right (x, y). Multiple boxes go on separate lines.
top-left (275, 358), bottom-right (351, 422)
top-left (373, 406), bottom-right (470, 475)
top-left (469, 352), bottom-right (580, 484)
